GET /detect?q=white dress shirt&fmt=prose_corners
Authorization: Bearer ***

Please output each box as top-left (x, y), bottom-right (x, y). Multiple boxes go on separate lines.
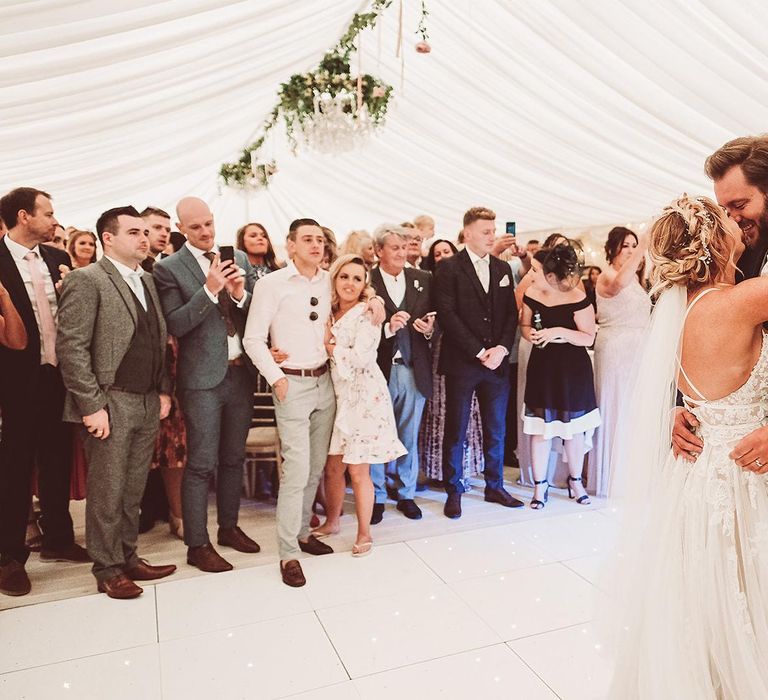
top-left (104, 255), bottom-right (146, 309)
top-left (185, 241), bottom-right (247, 361)
top-left (466, 246), bottom-right (490, 293)
top-left (243, 261), bottom-right (330, 385)
top-left (379, 267), bottom-right (406, 344)
top-left (5, 235), bottom-right (58, 364)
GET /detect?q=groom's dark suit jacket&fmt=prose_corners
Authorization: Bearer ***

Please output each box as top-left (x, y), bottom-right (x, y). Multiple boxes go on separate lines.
top-left (433, 248), bottom-right (518, 376)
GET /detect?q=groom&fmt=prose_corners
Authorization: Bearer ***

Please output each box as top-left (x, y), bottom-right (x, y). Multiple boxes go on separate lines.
top-left (673, 135), bottom-right (768, 470)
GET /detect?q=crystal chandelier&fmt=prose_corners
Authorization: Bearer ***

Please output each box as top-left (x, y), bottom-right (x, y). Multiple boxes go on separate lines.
top-left (299, 90), bottom-right (380, 154)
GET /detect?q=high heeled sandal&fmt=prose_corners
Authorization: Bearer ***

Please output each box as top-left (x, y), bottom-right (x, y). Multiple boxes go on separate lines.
top-left (567, 476), bottom-right (591, 505)
top-left (530, 479), bottom-right (550, 510)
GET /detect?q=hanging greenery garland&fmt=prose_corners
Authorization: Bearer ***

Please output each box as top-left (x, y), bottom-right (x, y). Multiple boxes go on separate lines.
top-left (219, 0), bottom-right (429, 189)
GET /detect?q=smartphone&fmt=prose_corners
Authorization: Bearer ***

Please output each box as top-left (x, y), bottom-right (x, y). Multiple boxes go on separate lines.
top-left (505, 221), bottom-right (516, 236)
top-left (219, 245), bottom-right (235, 264)
top-left (422, 311), bottom-right (437, 321)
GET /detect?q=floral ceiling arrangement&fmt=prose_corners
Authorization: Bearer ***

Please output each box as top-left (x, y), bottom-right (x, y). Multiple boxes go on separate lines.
top-left (219, 0), bottom-right (429, 189)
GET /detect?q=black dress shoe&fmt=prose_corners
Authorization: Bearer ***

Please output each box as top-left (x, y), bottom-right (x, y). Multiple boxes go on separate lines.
top-left (0, 560), bottom-right (31, 596)
top-left (396, 499), bottom-right (423, 520)
top-left (484, 487), bottom-right (525, 508)
top-left (40, 542), bottom-right (92, 563)
top-left (298, 535), bottom-right (334, 555)
top-left (370, 503), bottom-right (385, 525)
top-left (444, 493), bottom-right (462, 519)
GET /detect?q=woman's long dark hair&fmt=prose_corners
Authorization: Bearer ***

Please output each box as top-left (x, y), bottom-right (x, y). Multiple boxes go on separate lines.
top-left (423, 239), bottom-right (458, 272)
top-left (236, 222), bottom-right (280, 271)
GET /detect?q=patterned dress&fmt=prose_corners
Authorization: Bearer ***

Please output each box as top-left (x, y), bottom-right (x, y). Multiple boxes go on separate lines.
top-left (418, 334), bottom-right (484, 483)
top-left (328, 303), bottom-right (406, 464)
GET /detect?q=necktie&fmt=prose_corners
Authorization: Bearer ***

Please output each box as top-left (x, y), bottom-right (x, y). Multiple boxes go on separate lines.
top-left (24, 251), bottom-right (58, 366)
top-left (127, 270), bottom-right (147, 311)
top-left (476, 256), bottom-right (490, 293)
top-left (203, 252), bottom-right (236, 336)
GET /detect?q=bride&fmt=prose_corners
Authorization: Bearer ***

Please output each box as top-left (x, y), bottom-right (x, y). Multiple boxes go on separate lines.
top-left (608, 194), bottom-right (768, 698)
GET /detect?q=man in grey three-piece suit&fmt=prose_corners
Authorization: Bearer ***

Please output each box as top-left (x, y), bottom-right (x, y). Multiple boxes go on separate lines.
top-left (153, 197), bottom-right (260, 574)
top-left (57, 206), bottom-right (177, 599)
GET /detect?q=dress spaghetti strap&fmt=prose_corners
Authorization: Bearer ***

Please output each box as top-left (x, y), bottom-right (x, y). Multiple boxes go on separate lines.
top-left (678, 287), bottom-right (721, 404)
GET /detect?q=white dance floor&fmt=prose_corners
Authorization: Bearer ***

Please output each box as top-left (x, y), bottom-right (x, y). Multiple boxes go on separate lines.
top-left (0, 478), bottom-right (615, 699)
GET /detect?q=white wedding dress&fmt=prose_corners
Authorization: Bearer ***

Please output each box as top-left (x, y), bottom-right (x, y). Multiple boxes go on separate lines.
top-left (609, 288), bottom-right (768, 699)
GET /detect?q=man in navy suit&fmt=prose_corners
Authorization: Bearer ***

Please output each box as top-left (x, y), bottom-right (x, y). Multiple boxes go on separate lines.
top-left (0, 187), bottom-right (89, 597)
top-left (368, 225), bottom-right (434, 523)
top-left (434, 207), bottom-right (524, 518)
top-left (153, 197), bottom-right (260, 573)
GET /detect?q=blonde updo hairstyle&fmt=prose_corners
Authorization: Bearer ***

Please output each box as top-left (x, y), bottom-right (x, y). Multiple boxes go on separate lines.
top-left (648, 194), bottom-right (733, 296)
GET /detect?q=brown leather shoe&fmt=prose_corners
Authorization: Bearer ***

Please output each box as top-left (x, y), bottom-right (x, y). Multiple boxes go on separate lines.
top-left (0, 560), bottom-right (31, 596)
top-left (280, 560), bottom-right (306, 588)
top-left (97, 573), bottom-right (143, 599)
top-left (125, 559), bottom-right (177, 581)
top-left (187, 543), bottom-right (233, 573)
top-left (444, 493), bottom-right (462, 519)
top-left (217, 526), bottom-right (261, 553)
top-left (40, 542), bottom-right (91, 563)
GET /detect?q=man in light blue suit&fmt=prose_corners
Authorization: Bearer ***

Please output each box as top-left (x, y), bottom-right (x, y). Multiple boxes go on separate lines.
top-left (153, 197), bottom-right (261, 573)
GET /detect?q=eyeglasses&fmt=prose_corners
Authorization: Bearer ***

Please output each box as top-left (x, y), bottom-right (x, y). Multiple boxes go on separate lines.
top-left (309, 296), bottom-right (318, 321)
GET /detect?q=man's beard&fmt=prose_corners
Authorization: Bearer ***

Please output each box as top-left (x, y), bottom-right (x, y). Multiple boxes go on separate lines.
top-left (742, 194), bottom-right (768, 248)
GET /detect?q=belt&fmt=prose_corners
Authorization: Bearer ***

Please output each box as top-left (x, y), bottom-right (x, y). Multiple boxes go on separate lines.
top-left (228, 356), bottom-right (245, 367)
top-left (282, 363), bottom-right (328, 378)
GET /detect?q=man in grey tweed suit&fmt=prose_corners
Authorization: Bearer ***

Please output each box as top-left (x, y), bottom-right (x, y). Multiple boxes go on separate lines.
top-left (57, 206), bottom-right (177, 599)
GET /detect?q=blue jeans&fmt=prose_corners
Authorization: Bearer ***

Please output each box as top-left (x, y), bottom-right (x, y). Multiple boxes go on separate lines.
top-left (370, 364), bottom-right (426, 503)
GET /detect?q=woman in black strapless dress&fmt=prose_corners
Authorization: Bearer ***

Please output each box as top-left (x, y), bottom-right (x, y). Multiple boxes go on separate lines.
top-left (520, 245), bottom-right (601, 510)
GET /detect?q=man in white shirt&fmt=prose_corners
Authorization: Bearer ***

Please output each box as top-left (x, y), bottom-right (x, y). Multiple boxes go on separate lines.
top-left (57, 206), bottom-right (176, 599)
top-left (244, 219), bottom-right (338, 588)
top-left (154, 197), bottom-right (261, 574)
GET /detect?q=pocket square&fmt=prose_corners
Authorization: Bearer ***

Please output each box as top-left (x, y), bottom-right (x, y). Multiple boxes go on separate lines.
top-left (499, 275), bottom-right (510, 287)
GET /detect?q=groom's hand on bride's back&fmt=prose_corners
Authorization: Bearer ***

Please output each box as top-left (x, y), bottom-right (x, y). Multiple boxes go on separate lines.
top-left (672, 407), bottom-right (703, 462)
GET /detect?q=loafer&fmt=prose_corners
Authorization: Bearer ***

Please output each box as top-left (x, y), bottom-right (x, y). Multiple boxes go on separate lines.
top-left (280, 559), bottom-right (306, 587)
top-left (125, 559), bottom-right (177, 581)
top-left (40, 542), bottom-right (91, 563)
top-left (187, 543), bottom-right (233, 573)
top-left (444, 493), bottom-right (462, 519)
top-left (97, 573), bottom-right (143, 599)
top-left (396, 499), bottom-right (423, 520)
top-left (370, 503), bottom-right (385, 525)
top-left (0, 560), bottom-right (31, 596)
top-left (484, 487), bottom-right (524, 508)
top-left (217, 526), bottom-right (261, 553)
top-left (298, 535), bottom-right (334, 556)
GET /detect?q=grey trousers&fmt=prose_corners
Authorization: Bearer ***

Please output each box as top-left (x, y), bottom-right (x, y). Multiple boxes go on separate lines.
top-left (273, 373), bottom-right (336, 560)
top-left (83, 389), bottom-right (160, 583)
top-left (179, 365), bottom-right (254, 548)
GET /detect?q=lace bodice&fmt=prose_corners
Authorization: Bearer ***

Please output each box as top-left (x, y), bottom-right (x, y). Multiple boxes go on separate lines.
top-left (685, 334), bottom-right (768, 443)
top-left (596, 281), bottom-right (650, 331)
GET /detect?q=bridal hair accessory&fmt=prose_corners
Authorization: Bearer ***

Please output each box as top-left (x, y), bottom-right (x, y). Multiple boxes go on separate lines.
top-left (661, 194), bottom-right (715, 267)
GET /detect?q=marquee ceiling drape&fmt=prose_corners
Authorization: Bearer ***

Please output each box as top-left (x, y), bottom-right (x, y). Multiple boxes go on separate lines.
top-left (2, 0), bottom-right (767, 244)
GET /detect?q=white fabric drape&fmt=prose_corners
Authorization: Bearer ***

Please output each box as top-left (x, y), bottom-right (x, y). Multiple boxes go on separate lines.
top-left (2, 0), bottom-right (767, 243)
